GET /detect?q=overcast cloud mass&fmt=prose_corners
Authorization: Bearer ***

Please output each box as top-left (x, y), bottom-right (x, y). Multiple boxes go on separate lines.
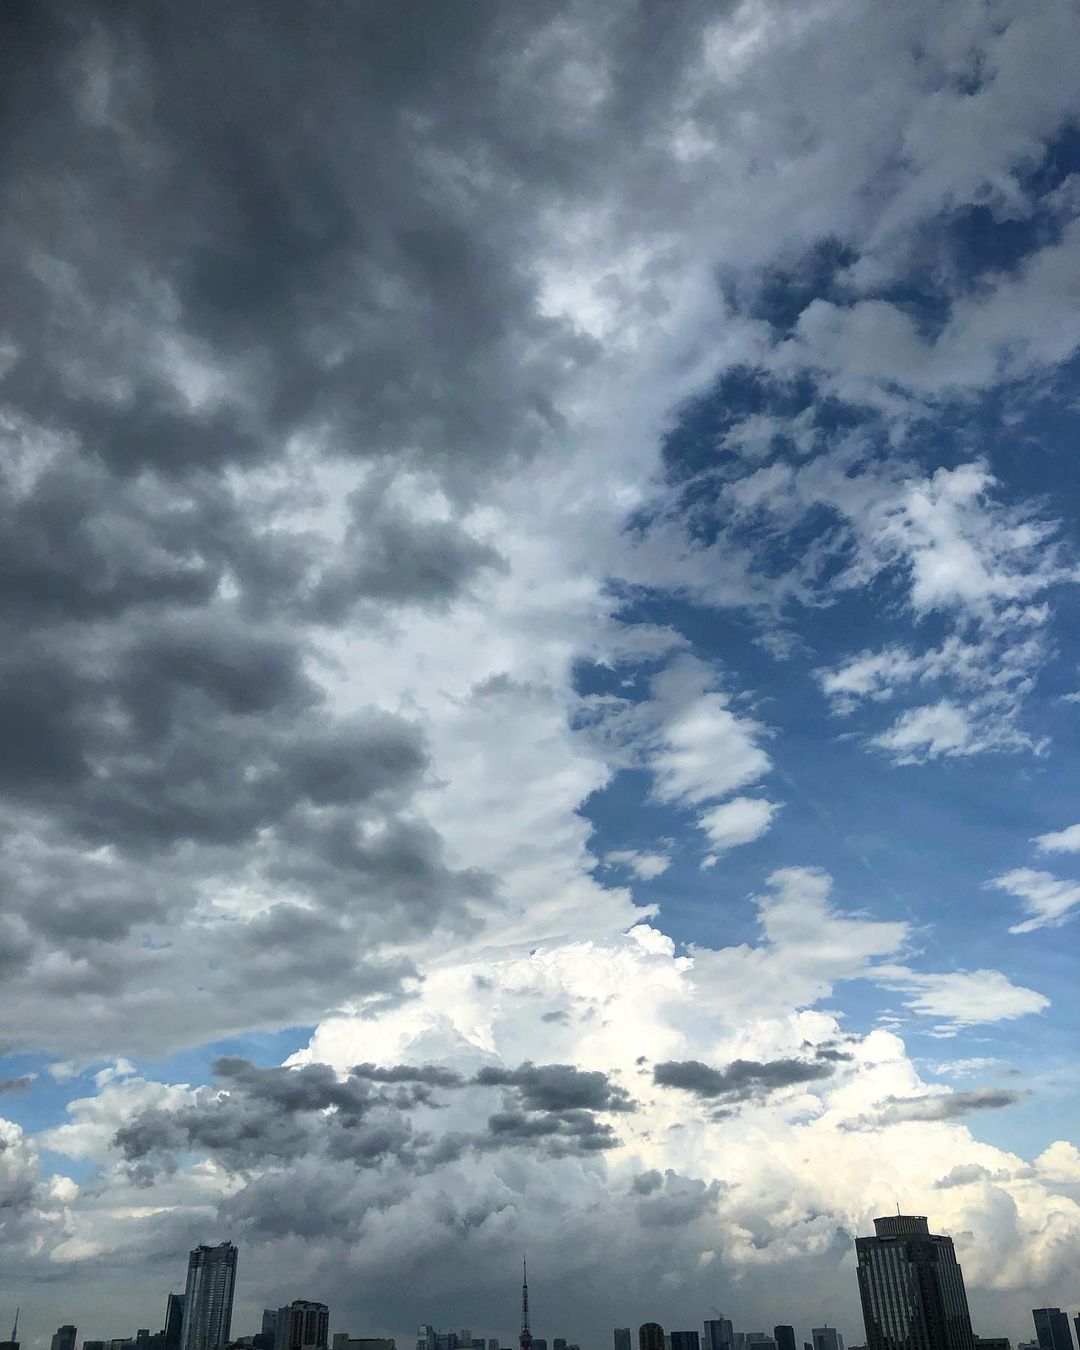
top-left (3, 2), bottom-right (1080, 1348)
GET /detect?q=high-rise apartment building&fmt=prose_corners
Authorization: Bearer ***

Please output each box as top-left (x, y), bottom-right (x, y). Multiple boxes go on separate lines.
top-left (275, 1304), bottom-right (329, 1350)
top-left (641, 1327), bottom-right (665, 1350)
top-left (52, 1328), bottom-right (78, 1350)
top-left (179, 1243), bottom-right (238, 1350)
top-left (704, 1322), bottom-right (733, 1350)
top-left (1033, 1312), bottom-right (1074, 1350)
top-left (856, 1216), bottom-right (974, 1350)
top-left (776, 1329), bottom-right (797, 1350)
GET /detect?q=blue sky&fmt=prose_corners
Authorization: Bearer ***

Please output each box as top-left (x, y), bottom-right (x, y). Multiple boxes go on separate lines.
top-left (3, 3), bottom-right (1080, 1350)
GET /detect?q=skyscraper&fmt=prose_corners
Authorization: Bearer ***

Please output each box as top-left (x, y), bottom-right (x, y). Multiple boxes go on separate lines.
top-left (813, 1330), bottom-right (843, 1350)
top-left (52, 1328), bottom-right (77, 1350)
top-left (275, 1303), bottom-right (329, 1350)
top-left (671, 1334), bottom-right (700, 1350)
top-left (616, 1331), bottom-right (633, 1350)
top-left (856, 1216), bottom-right (974, 1350)
top-left (165, 1297), bottom-right (186, 1350)
top-left (640, 1327), bottom-right (665, 1350)
top-left (704, 1322), bottom-right (733, 1350)
top-left (179, 1243), bottom-right (238, 1350)
top-left (776, 1329), bottom-right (797, 1350)
top-left (1033, 1312), bottom-right (1074, 1350)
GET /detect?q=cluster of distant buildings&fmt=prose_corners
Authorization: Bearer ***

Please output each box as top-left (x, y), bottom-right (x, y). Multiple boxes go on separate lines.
top-left (5, 1243), bottom-right (392, 1350)
top-left (613, 1216), bottom-right (1080, 1350)
top-left (8, 1215), bottom-right (1080, 1350)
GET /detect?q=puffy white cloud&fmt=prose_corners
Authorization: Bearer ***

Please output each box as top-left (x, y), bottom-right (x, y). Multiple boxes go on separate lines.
top-left (876, 966), bottom-right (1050, 1030)
top-left (647, 656), bottom-right (773, 807)
top-left (699, 796), bottom-right (780, 858)
top-left (1033, 823), bottom-right (1080, 854)
top-left (604, 849), bottom-right (673, 881)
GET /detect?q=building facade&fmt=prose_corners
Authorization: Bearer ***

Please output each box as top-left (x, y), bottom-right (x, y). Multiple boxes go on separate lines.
top-left (704, 1322), bottom-right (733, 1350)
top-left (856, 1216), bottom-right (975, 1350)
top-left (640, 1327), bottom-right (665, 1350)
top-left (52, 1328), bottom-right (78, 1350)
top-left (812, 1330), bottom-right (843, 1350)
top-left (275, 1304), bottom-right (329, 1350)
top-left (775, 1329), bottom-right (797, 1350)
top-left (672, 1334), bottom-right (701, 1350)
top-left (179, 1243), bottom-right (238, 1350)
top-left (1033, 1312), bottom-right (1073, 1350)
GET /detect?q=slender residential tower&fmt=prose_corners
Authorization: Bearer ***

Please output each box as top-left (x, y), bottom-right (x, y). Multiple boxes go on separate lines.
top-left (520, 1260), bottom-right (533, 1350)
top-left (179, 1243), bottom-right (238, 1350)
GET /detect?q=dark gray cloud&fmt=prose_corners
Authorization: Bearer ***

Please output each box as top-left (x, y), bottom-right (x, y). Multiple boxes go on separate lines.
top-left (629, 1168), bottom-right (726, 1226)
top-left (350, 1063), bottom-right (466, 1088)
top-left (0, 1076), bottom-right (32, 1094)
top-left (653, 1057), bottom-right (835, 1104)
top-left (853, 1088), bottom-right (1024, 1128)
top-left (934, 1163), bottom-right (997, 1189)
top-left (113, 1057), bottom-right (634, 1181)
top-left (474, 1061), bottom-right (636, 1113)
top-left (0, 0), bottom-right (726, 1062)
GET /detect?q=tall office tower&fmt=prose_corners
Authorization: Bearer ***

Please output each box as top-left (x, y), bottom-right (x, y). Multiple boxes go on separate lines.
top-left (776, 1329), bottom-right (797, 1350)
top-left (672, 1334), bottom-right (701, 1350)
top-left (179, 1243), bottom-right (238, 1350)
top-left (275, 1304), bottom-right (330, 1350)
top-left (1033, 1312), bottom-right (1074, 1350)
top-left (554, 1340), bottom-right (566, 1350)
top-left (616, 1331), bottom-right (633, 1350)
top-left (165, 1297), bottom-right (187, 1350)
top-left (640, 1328), bottom-right (665, 1350)
top-left (52, 1329), bottom-right (78, 1350)
top-left (704, 1323), bottom-right (733, 1350)
top-left (856, 1216), bottom-right (974, 1350)
top-left (812, 1330), bottom-right (843, 1350)
top-left (1074, 1324), bottom-right (1080, 1350)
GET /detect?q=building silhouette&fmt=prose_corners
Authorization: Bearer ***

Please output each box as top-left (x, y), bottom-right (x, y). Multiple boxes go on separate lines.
top-left (704, 1323), bottom-right (733, 1350)
top-left (813, 1332), bottom-right (843, 1350)
top-left (640, 1327), bottom-right (665, 1350)
top-left (775, 1330), bottom-right (796, 1350)
top-left (179, 1243), bottom-right (238, 1350)
top-left (52, 1329), bottom-right (78, 1350)
top-left (672, 1335), bottom-right (700, 1350)
top-left (615, 1331), bottom-right (633, 1350)
top-left (856, 1216), bottom-right (975, 1350)
top-left (163, 1300), bottom-right (186, 1350)
top-left (275, 1304), bottom-right (329, 1350)
top-left (1033, 1312), bottom-right (1073, 1350)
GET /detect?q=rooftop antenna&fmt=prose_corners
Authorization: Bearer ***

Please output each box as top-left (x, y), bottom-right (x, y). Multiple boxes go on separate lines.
top-left (519, 1257), bottom-right (532, 1350)
top-left (11, 1308), bottom-right (19, 1342)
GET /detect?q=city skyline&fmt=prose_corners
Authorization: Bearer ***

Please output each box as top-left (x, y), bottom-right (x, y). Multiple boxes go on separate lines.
top-left (2, 2), bottom-right (1080, 1347)
top-left (8, 1224), bottom-right (1078, 1350)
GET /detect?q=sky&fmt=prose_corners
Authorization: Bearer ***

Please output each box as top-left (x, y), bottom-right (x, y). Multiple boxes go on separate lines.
top-left (3, 2), bottom-right (1080, 1349)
